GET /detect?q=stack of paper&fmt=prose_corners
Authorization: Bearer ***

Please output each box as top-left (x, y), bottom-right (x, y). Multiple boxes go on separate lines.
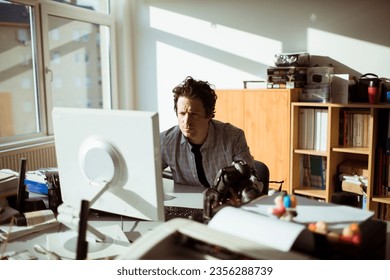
top-left (0, 212), bottom-right (59, 242)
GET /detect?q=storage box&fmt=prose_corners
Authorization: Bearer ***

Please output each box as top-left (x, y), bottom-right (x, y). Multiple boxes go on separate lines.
top-left (341, 180), bottom-right (364, 194)
top-left (331, 74), bottom-right (350, 104)
top-left (307, 67), bottom-right (334, 85)
top-left (338, 159), bottom-right (369, 177)
top-left (300, 84), bottom-right (330, 102)
top-left (25, 179), bottom-right (48, 195)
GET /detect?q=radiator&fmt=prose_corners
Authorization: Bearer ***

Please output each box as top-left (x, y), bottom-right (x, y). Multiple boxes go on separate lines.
top-left (0, 142), bottom-right (57, 172)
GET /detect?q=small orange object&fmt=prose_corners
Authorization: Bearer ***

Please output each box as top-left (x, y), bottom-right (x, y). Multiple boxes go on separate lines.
top-left (290, 195), bottom-right (297, 208)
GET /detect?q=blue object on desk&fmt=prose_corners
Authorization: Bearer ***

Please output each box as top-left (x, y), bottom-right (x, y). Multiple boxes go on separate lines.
top-left (25, 179), bottom-right (48, 195)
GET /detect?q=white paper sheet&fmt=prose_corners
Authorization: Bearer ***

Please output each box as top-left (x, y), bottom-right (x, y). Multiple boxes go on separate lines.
top-left (242, 194), bottom-right (374, 229)
top-left (207, 206), bottom-right (309, 252)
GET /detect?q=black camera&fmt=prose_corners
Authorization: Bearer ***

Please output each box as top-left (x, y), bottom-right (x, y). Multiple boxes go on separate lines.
top-left (203, 161), bottom-right (264, 221)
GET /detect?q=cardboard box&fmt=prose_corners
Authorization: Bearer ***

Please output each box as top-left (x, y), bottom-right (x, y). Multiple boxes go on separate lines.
top-left (339, 159), bottom-right (369, 177)
top-left (341, 180), bottom-right (364, 194)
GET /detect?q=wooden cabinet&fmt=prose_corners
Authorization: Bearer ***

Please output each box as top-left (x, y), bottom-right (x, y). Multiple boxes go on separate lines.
top-left (290, 102), bottom-right (390, 219)
top-left (215, 89), bottom-right (300, 191)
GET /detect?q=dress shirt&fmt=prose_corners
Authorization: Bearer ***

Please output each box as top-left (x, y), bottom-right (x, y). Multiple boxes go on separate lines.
top-left (160, 120), bottom-right (255, 187)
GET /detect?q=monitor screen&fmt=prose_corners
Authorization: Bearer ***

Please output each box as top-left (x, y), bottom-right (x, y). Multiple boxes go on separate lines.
top-left (52, 107), bottom-right (165, 221)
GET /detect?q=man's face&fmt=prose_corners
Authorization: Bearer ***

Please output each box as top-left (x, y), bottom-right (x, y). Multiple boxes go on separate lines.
top-left (177, 96), bottom-right (211, 144)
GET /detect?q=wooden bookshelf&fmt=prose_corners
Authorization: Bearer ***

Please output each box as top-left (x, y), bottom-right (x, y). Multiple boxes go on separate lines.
top-left (290, 102), bottom-right (390, 220)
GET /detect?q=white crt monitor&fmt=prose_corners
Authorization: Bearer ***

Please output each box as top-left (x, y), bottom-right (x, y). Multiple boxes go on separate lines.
top-left (52, 107), bottom-right (165, 221)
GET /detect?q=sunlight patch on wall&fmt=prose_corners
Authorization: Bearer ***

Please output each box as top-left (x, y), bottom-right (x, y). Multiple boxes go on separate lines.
top-left (149, 6), bottom-right (281, 66)
top-left (155, 42), bottom-right (260, 131)
top-left (307, 28), bottom-right (390, 76)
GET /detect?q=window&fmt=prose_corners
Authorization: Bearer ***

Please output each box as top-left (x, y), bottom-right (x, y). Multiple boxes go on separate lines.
top-left (0, 1), bottom-right (40, 142)
top-left (0, 0), bottom-right (117, 148)
top-left (51, 0), bottom-right (110, 14)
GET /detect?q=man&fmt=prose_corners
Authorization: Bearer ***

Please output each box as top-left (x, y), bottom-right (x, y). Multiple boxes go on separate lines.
top-left (160, 76), bottom-right (256, 188)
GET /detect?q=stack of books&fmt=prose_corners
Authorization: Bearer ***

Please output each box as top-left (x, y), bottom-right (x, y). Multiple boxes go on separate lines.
top-left (267, 67), bottom-right (307, 89)
top-left (0, 170), bottom-right (18, 197)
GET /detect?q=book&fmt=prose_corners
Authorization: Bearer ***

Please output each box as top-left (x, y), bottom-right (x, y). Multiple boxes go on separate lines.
top-left (0, 210), bottom-right (59, 242)
top-left (298, 108), bottom-right (317, 150)
top-left (300, 155), bottom-right (326, 189)
top-left (353, 113), bottom-right (364, 147)
top-left (306, 108), bottom-right (315, 149)
top-left (363, 113), bottom-right (369, 147)
top-left (387, 111), bottom-right (390, 154)
top-left (298, 108), bottom-right (307, 149)
top-left (309, 155), bottom-right (326, 189)
top-left (0, 170), bottom-right (18, 195)
top-left (340, 109), bottom-right (370, 148)
top-left (319, 109), bottom-right (328, 151)
top-left (314, 108), bottom-right (322, 150)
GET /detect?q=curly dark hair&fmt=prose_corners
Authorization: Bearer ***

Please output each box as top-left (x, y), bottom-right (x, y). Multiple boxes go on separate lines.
top-left (173, 76), bottom-right (217, 118)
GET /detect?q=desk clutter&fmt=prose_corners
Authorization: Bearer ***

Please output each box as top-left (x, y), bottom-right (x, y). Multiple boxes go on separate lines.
top-left (0, 209), bottom-right (59, 242)
top-left (116, 193), bottom-right (386, 260)
top-left (0, 160), bottom-right (387, 260)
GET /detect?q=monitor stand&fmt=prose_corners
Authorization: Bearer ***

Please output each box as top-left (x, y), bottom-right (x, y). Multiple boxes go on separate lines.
top-left (56, 181), bottom-right (130, 259)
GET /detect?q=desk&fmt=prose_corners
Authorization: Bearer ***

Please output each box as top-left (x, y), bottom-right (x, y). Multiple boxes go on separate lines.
top-left (162, 179), bottom-right (204, 208)
top-left (0, 179), bottom-right (204, 260)
top-left (1, 180), bottom-right (389, 260)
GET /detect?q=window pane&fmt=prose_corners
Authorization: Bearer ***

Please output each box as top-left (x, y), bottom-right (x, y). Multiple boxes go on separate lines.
top-left (0, 1), bottom-right (40, 139)
top-left (50, 0), bottom-right (110, 14)
top-left (47, 16), bottom-right (107, 109)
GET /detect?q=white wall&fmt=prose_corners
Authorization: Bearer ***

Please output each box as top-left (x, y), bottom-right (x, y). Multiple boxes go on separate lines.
top-left (117, 0), bottom-right (390, 131)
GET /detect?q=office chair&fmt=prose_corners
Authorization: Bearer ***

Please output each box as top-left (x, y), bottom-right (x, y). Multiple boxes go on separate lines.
top-left (254, 160), bottom-right (269, 196)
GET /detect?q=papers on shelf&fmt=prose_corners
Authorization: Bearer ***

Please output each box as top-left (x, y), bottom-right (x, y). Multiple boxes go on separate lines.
top-left (339, 173), bottom-right (368, 186)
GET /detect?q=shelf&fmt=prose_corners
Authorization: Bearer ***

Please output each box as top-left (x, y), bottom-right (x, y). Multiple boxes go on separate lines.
top-left (292, 188), bottom-right (327, 200)
top-left (372, 196), bottom-right (390, 205)
top-left (291, 102), bottom-right (390, 220)
top-left (332, 146), bottom-right (370, 155)
top-left (293, 149), bottom-right (327, 156)
top-left (292, 102), bottom-right (390, 109)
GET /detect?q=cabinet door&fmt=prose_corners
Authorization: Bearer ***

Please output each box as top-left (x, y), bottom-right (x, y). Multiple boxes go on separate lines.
top-left (244, 90), bottom-right (292, 190)
top-left (214, 90), bottom-right (244, 130)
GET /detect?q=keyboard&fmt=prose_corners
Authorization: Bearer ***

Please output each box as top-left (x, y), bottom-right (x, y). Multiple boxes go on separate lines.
top-left (164, 206), bottom-right (204, 221)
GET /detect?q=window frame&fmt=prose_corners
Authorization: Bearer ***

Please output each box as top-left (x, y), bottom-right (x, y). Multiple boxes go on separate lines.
top-left (0, 0), bottom-right (118, 151)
